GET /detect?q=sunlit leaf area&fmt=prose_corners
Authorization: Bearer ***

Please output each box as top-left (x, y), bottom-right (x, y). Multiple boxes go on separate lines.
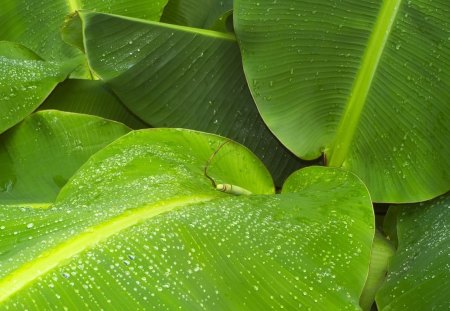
top-left (0, 0), bottom-right (448, 310)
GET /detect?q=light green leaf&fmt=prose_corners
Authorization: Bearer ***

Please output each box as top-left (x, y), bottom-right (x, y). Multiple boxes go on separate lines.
top-left (0, 129), bottom-right (374, 309)
top-left (161, 0), bottom-right (233, 29)
top-left (359, 231), bottom-right (394, 311)
top-left (79, 11), bottom-right (307, 186)
top-left (376, 192), bottom-right (450, 310)
top-left (234, 0), bottom-right (450, 202)
top-left (0, 110), bottom-right (130, 208)
top-left (0, 41), bottom-right (73, 134)
top-left (39, 79), bottom-right (148, 129)
top-left (0, 0), bottom-right (169, 77)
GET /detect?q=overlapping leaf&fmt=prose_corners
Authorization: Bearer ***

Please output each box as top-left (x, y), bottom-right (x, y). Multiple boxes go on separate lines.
top-left (161, 0), bottom-right (233, 30)
top-left (234, 0), bottom-right (450, 202)
top-left (0, 110), bottom-right (130, 208)
top-left (0, 42), bottom-right (73, 134)
top-left (0, 128), bottom-right (374, 309)
top-left (376, 193), bottom-right (450, 310)
top-left (40, 79), bottom-right (148, 129)
top-left (0, 0), bottom-right (169, 77)
top-left (79, 11), bottom-right (306, 185)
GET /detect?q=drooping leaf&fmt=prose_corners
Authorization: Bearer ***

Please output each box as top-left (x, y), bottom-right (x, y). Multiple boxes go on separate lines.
top-left (0, 128), bottom-right (374, 309)
top-left (79, 11), bottom-right (307, 186)
top-left (234, 0), bottom-right (450, 202)
top-left (40, 79), bottom-right (148, 129)
top-left (161, 0), bottom-right (233, 30)
top-left (0, 0), bottom-right (169, 77)
top-left (0, 41), bottom-right (73, 134)
top-left (376, 192), bottom-right (450, 310)
top-left (0, 110), bottom-right (130, 208)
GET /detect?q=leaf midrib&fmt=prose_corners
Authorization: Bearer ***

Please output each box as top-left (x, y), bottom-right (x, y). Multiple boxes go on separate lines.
top-left (80, 11), bottom-right (236, 42)
top-left (328, 0), bottom-right (402, 166)
top-left (0, 202), bottom-right (52, 209)
top-left (0, 195), bottom-right (215, 303)
top-left (67, 0), bottom-right (82, 13)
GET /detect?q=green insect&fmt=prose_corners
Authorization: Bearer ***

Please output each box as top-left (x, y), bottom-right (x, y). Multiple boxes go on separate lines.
top-left (204, 140), bottom-right (252, 196)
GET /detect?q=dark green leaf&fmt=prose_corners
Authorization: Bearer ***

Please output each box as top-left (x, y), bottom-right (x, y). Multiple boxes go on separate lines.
top-left (40, 79), bottom-right (148, 129)
top-left (80, 11), bottom-right (307, 186)
top-left (376, 193), bottom-right (450, 310)
top-left (161, 0), bottom-right (233, 29)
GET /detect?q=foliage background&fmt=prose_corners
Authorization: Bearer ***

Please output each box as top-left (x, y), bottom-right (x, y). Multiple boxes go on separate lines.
top-left (0, 0), bottom-right (448, 310)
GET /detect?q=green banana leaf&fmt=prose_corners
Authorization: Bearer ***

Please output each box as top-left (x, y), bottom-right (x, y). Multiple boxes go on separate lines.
top-left (234, 0), bottom-right (450, 203)
top-left (0, 42), bottom-right (73, 134)
top-left (77, 11), bottom-right (306, 186)
top-left (40, 79), bottom-right (148, 129)
top-left (0, 128), bottom-right (374, 309)
top-left (0, 0), bottom-right (169, 77)
top-left (0, 110), bottom-right (130, 208)
top-left (376, 192), bottom-right (450, 310)
top-left (161, 0), bottom-right (233, 29)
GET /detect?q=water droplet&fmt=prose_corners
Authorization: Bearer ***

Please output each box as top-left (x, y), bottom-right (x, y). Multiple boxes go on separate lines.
top-left (61, 272), bottom-right (70, 279)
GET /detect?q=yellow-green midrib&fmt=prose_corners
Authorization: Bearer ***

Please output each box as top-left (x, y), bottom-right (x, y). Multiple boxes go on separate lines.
top-left (0, 195), bottom-right (214, 303)
top-left (328, 0), bottom-right (403, 167)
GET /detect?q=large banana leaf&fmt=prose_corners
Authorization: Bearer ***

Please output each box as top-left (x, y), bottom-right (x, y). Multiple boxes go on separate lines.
top-left (78, 11), bottom-right (306, 186)
top-left (0, 111), bottom-right (130, 208)
top-left (376, 192), bottom-right (450, 310)
top-left (234, 0), bottom-right (450, 203)
top-left (40, 79), bottom-right (148, 129)
top-left (0, 0), bottom-right (169, 77)
top-left (0, 42), bottom-right (73, 134)
top-left (0, 128), bottom-right (374, 309)
top-left (161, 0), bottom-right (233, 29)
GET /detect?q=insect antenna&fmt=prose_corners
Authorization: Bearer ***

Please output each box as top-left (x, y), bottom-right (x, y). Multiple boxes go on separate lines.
top-left (204, 140), bottom-right (231, 187)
